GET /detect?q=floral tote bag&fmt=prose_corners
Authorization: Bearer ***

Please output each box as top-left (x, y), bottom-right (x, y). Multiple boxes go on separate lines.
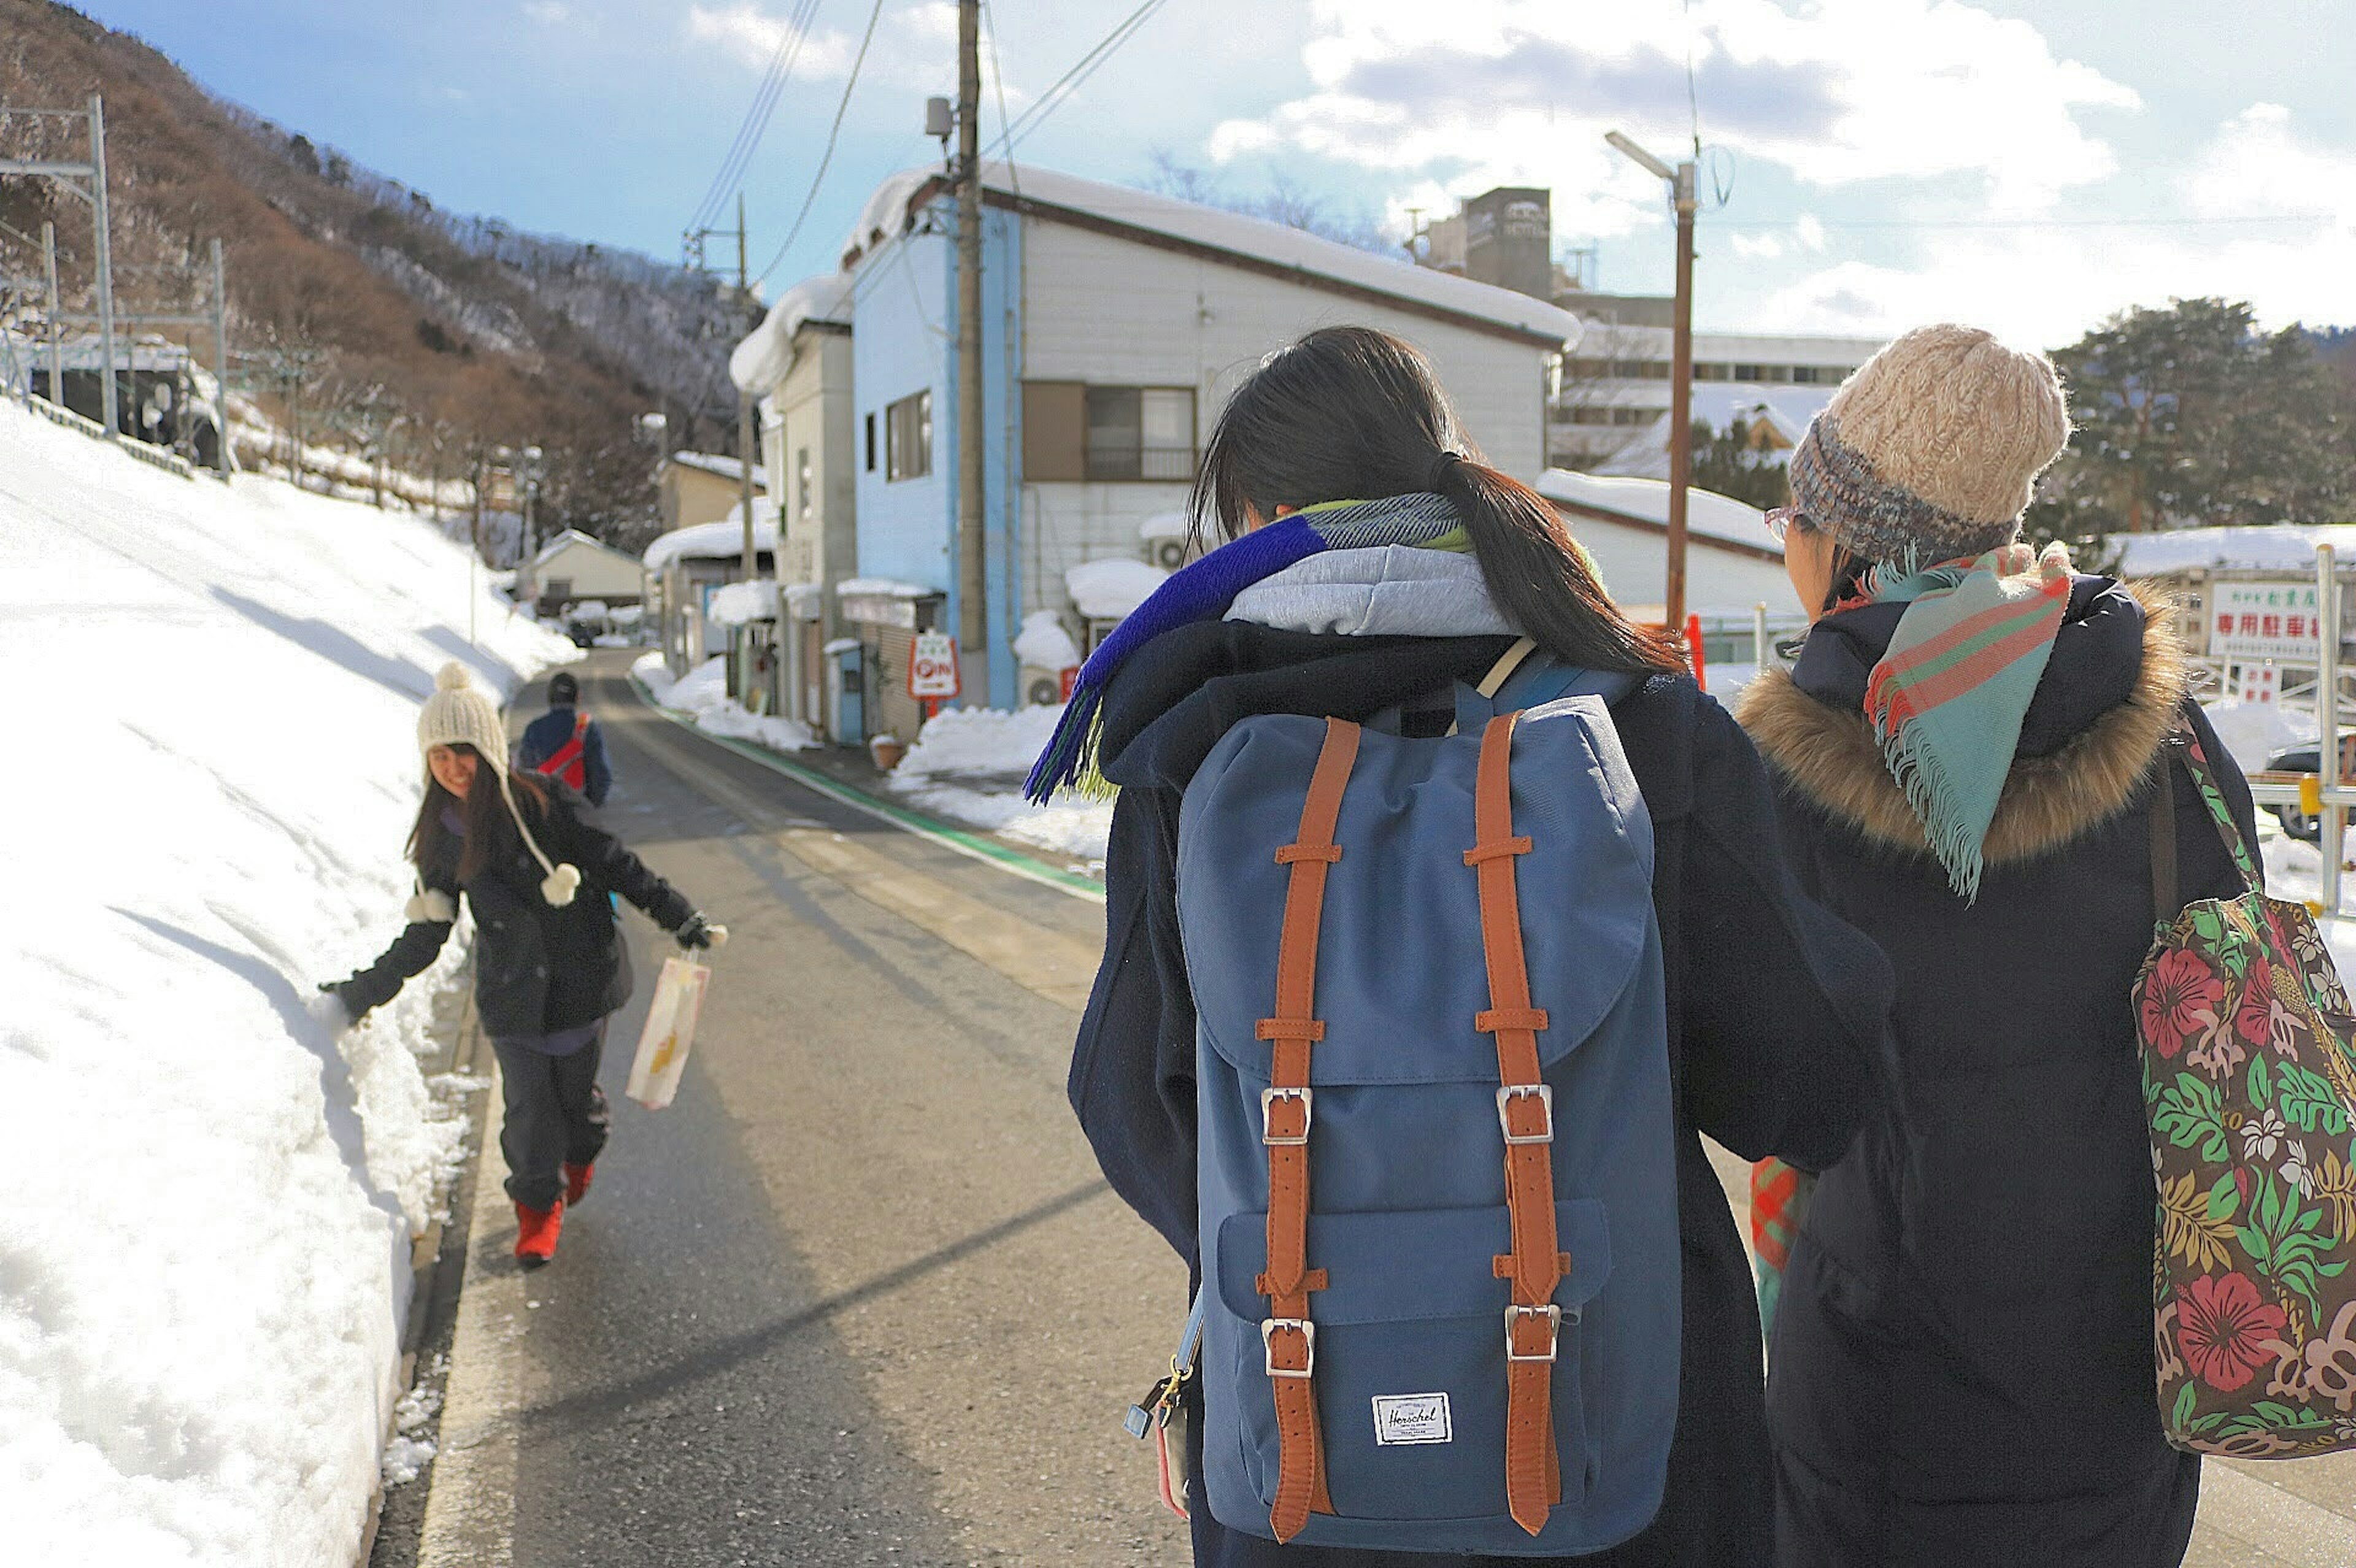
top-left (2138, 707), bottom-right (2356, 1457)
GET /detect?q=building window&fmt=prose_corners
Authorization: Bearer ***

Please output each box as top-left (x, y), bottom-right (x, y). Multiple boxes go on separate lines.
top-left (1732, 363), bottom-right (1774, 383)
top-left (1084, 386), bottom-right (1196, 480)
top-left (864, 413), bottom-right (877, 472)
top-left (1022, 382), bottom-right (1196, 483)
top-left (796, 447), bottom-right (813, 520)
top-left (886, 390), bottom-right (931, 482)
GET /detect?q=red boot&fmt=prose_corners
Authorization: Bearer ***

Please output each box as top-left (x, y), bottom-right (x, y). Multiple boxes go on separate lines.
top-left (515, 1197), bottom-right (564, 1268)
top-left (564, 1161), bottom-right (595, 1206)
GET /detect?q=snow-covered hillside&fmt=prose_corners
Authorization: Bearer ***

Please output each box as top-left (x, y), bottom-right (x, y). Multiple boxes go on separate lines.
top-left (0, 402), bottom-right (572, 1565)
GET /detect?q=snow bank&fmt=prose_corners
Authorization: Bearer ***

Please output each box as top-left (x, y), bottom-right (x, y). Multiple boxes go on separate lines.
top-left (0, 401), bottom-right (575, 1564)
top-left (707, 579), bottom-right (779, 626)
top-left (1066, 558), bottom-right (1168, 621)
top-left (637, 653), bottom-right (814, 751)
top-left (1012, 610), bottom-right (1082, 671)
top-left (2204, 698), bottom-right (2313, 773)
top-left (887, 705), bottom-right (1112, 864)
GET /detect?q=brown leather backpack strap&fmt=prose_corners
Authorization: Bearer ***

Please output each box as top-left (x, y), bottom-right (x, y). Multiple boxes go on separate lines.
top-left (1257, 717), bottom-right (1358, 1540)
top-left (1466, 713), bottom-right (1566, 1536)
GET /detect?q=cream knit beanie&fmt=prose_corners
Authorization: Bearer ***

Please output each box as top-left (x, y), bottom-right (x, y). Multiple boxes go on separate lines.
top-left (418, 663), bottom-right (581, 907)
top-left (1787, 323), bottom-right (2070, 565)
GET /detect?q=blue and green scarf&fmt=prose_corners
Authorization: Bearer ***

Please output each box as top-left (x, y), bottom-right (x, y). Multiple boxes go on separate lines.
top-left (1025, 494), bottom-right (1469, 802)
top-left (1860, 540), bottom-right (2074, 899)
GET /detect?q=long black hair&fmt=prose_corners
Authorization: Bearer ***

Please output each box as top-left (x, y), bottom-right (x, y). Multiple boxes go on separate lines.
top-left (1190, 326), bottom-right (1684, 675)
top-left (407, 744), bottom-right (549, 883)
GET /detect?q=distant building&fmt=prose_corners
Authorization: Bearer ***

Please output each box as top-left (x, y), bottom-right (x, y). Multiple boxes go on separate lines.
top-left (656, 451), bottom-right (765, 537)
top-left (835, 161), bottom-right (1577, 710)
top-left (641, 508), bottom-right (778, 676)
top-left (528, 529), bottom-right (644, 616)
top-left (1538, 468), bottom-right (1793, 617)
top-left (730, 274), bottom-right (857, 734)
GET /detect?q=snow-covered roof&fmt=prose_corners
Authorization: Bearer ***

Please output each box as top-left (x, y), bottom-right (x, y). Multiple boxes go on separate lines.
top-left (665, 450), bottom-right (766, 487)
top-left (1536, 469), bottom-right (1774, 556)
top-left (845, 163), bottom-right (1582, 348)
top-left (1138, 511), bottom-right (1191, 541)
top-left (532, 528), bottom-right (637, 571)
top-left (707, 579), bottom-right (780, 625)
top-left (1586, 386), bottom-right (1827, 482)
top-left (729, 272), bottom-right (855, 393)
top-left (642, 514), bottom-right (780, 571)
top-left (837, 575), bottom-right (935, 599)
top-left (2114, 525), bottom-right (2356, 577)
top-left (1066, 557), bottom-right (1169, 621)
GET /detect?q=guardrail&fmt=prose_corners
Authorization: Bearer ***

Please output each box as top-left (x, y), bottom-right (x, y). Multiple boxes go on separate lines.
top-left (12, 390), bottom-right (197, 480)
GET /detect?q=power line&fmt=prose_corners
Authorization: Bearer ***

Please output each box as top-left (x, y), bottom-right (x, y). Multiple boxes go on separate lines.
top-left (982, 0), bottom-right (1020, 201)
top-left (985, 0), bottom-right (1168, 158)
top-left (1719, 213), bottom-right (2337, 232)
top-left (687, 0), bottom-right (826, 239)
top-left (752, 0), bottom-right (890, 285)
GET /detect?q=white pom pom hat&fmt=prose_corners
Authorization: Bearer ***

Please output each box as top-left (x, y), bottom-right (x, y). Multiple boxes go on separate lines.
top-left (418, 662), bottom-right (582, 907)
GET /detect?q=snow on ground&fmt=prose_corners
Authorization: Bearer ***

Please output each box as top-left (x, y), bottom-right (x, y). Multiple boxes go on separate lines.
top-left (0, 399), bottom-right (575, 1566)
top-left (886, 705), bottom-right (1114, 864)
top-left (635, 652), bottom-right (814, 751)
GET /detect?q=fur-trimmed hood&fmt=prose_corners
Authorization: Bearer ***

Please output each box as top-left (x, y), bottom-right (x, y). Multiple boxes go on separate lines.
top-left (1736, 580), bottom-right (2187, 870)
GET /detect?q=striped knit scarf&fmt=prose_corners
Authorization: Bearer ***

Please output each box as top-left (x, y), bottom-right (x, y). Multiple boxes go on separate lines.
top-left (1861, 540), bottom-right (2074, 899)
top-left (1024, 493), bottom-right (1469, 802)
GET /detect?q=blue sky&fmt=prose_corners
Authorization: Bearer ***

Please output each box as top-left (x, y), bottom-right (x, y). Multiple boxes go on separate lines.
top-left (73, 0), bottom-right (2356, 346)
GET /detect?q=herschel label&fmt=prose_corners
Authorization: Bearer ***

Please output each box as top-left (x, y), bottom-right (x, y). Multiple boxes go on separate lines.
top-left (1371, 1393), bottom-right (1452, 1445)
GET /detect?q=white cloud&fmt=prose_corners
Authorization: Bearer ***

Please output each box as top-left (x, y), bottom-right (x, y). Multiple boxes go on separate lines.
top-left (687, 4), bottom-right (861, 77)
top-left (522, 1), bottom-right (569, 22)
top-left (684, 1), bottom-right (1005, 99)
top-left (1209, 0), bottom-right (2140, 224)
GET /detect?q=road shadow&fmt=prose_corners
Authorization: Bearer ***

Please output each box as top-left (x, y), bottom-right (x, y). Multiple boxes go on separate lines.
top-left (418, 626), bottom-right (526, 693)
top-left (210, 586), bottom-right (433, 701)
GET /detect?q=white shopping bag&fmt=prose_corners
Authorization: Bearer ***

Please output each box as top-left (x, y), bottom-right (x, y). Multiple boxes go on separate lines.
top-left (625, 955), bottom-right (710, 1110)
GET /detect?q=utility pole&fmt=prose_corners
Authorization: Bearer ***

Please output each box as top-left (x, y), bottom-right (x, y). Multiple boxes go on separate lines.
top-left (88, 93), bottom-right (118, 440)
top-left (209, 239), bottom-right (229, 472)
top-left (734, 191), bottom-right (760, 583)
top-left (40, 221), bottom-right (62, 403)
top-left (955, 0), bottom-right (988, 706)
top-left (1606, 131), bottom-right (1698, 633)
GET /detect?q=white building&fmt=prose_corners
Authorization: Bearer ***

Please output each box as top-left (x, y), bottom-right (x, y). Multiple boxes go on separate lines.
top-left (837, 161), bottom-right (1580, 710)
top-left (528, 529), bottom-right (645, 612)
top-left (1550, 295), bottom-right (1884, 477)
top-left (1538, 468), bottom-right (1794, 617)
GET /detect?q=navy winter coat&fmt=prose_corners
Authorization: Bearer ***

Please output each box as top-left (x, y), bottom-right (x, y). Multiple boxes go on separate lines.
top-left (1071, 621), bottom-right (1896, 1567)
top-left (1737, 582), bottom-right (2255, 1568)
top-left (335, 783), bottom-right (694, 1038)
top-left (518, 705), bottom-right (612, 806)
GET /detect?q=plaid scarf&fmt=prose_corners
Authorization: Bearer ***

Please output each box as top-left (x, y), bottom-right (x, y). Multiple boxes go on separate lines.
top-left (1024, 494), bottom-right (1468, 802)
top-left (1861, 540), bottom-right (2074, 899)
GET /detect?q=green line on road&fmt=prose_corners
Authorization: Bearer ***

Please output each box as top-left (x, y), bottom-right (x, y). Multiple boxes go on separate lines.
top-left (627, 673), bottom-right (1109, 904)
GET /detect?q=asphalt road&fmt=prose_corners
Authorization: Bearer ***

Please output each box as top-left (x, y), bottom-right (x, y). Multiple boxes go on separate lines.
top-left (414, 648), bottom-right (1188, 1568)
top-left (390, 646), bottom-right (2356, 1568)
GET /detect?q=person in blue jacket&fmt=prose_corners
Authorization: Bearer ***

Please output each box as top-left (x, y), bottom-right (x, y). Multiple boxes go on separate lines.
top-left (517, 669), bottom-right (612, 807)
top-left (1052, 326), bottom-right (1895, 1567)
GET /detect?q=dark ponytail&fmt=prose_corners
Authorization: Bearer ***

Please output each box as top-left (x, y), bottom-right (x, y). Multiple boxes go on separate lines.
top-left (1192, 326), bottom-right (1684, 676)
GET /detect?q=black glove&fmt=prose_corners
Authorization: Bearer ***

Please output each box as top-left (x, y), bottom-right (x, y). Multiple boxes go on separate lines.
top-left (311, 982), bottom-right (360, 1032)
top-left (675, 912), bottom-right (728, 950)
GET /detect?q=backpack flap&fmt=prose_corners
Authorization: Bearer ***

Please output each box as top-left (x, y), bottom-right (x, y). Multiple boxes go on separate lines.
top-left (1179, 698), bottom-right (1655, 1090)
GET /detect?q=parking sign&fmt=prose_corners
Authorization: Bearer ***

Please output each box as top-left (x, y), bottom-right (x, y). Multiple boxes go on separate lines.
top-left (908, 631), bottom-right (961, 699)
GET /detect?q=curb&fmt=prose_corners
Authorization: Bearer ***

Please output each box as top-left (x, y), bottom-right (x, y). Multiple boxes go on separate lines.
top-left (625, 670), bottom-right (1106, 904)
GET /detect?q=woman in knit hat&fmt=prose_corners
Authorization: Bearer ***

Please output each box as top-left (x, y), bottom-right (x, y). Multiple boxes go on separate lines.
top-left (321, 663), bottom-right (726, 1267)
top-left (1738, 325), bottom-right (2259, 1567)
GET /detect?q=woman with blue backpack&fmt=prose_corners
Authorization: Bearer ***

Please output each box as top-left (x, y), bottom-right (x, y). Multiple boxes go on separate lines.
top-left (1736, 326), bottom-right (2260, 1566)
top-left (1038, 326), bottom-right (1894, 1566)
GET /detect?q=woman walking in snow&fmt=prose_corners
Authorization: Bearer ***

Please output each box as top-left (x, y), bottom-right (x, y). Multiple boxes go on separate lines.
top-left (1042, 326), bottom-right (1893, 1566)
top-left (1738, 326), bottom-right (2258, 1567)
top-left (321, 663), bottom-right (724, 1267)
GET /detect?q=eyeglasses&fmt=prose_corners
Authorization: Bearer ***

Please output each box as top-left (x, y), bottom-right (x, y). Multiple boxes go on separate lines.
top-left (1763, 505), bottom-right (1806, 542)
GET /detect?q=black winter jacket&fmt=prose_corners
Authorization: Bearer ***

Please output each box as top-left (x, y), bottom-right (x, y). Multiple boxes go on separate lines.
top-left (1071, 621), bottom-right (1896, 1568)
top-left (336, 785), bottom-right (696, 1038)
top-left (1737, 582), bottom-right (2254, 1568)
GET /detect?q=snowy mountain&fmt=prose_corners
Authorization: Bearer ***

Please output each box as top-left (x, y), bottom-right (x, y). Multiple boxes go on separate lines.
top-left (0, 403), bottom-right (574, 1564)
top-left (0, 0), bottom-right (752, 550)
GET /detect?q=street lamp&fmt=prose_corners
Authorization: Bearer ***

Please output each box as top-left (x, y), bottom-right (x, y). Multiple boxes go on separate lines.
top-left (1606, 131), bottom-right (1698, 635)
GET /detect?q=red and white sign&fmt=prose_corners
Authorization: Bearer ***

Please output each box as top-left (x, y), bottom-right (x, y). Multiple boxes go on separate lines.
top-left (908, 631), bottom-right (961, 699)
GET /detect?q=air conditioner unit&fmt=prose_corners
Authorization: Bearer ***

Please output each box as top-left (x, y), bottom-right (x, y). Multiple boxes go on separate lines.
top-left (1152, 538), bottom-right (1187, 571)
top-left (1026, 675), bottom-right (1061, 707)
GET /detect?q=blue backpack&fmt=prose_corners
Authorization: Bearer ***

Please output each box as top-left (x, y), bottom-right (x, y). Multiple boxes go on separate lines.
top-left (1176, 647), bottom-right (1680, 1555)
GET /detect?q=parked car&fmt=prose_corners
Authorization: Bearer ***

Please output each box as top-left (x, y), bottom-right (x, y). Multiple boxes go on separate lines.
top-left (2262, 736), bottom-right (2356, 841)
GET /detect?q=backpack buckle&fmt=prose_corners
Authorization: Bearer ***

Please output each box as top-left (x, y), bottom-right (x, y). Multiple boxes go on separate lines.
top-left (1505, 1303), bottom-right (1561, 1362)
top-left (1261, 1317), bottom-right (1315, 1378)
top-left (1261, 1086), bottom-right (1313, 1146)
top-left (1496, 1083), bottom-right (1553, 1145)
